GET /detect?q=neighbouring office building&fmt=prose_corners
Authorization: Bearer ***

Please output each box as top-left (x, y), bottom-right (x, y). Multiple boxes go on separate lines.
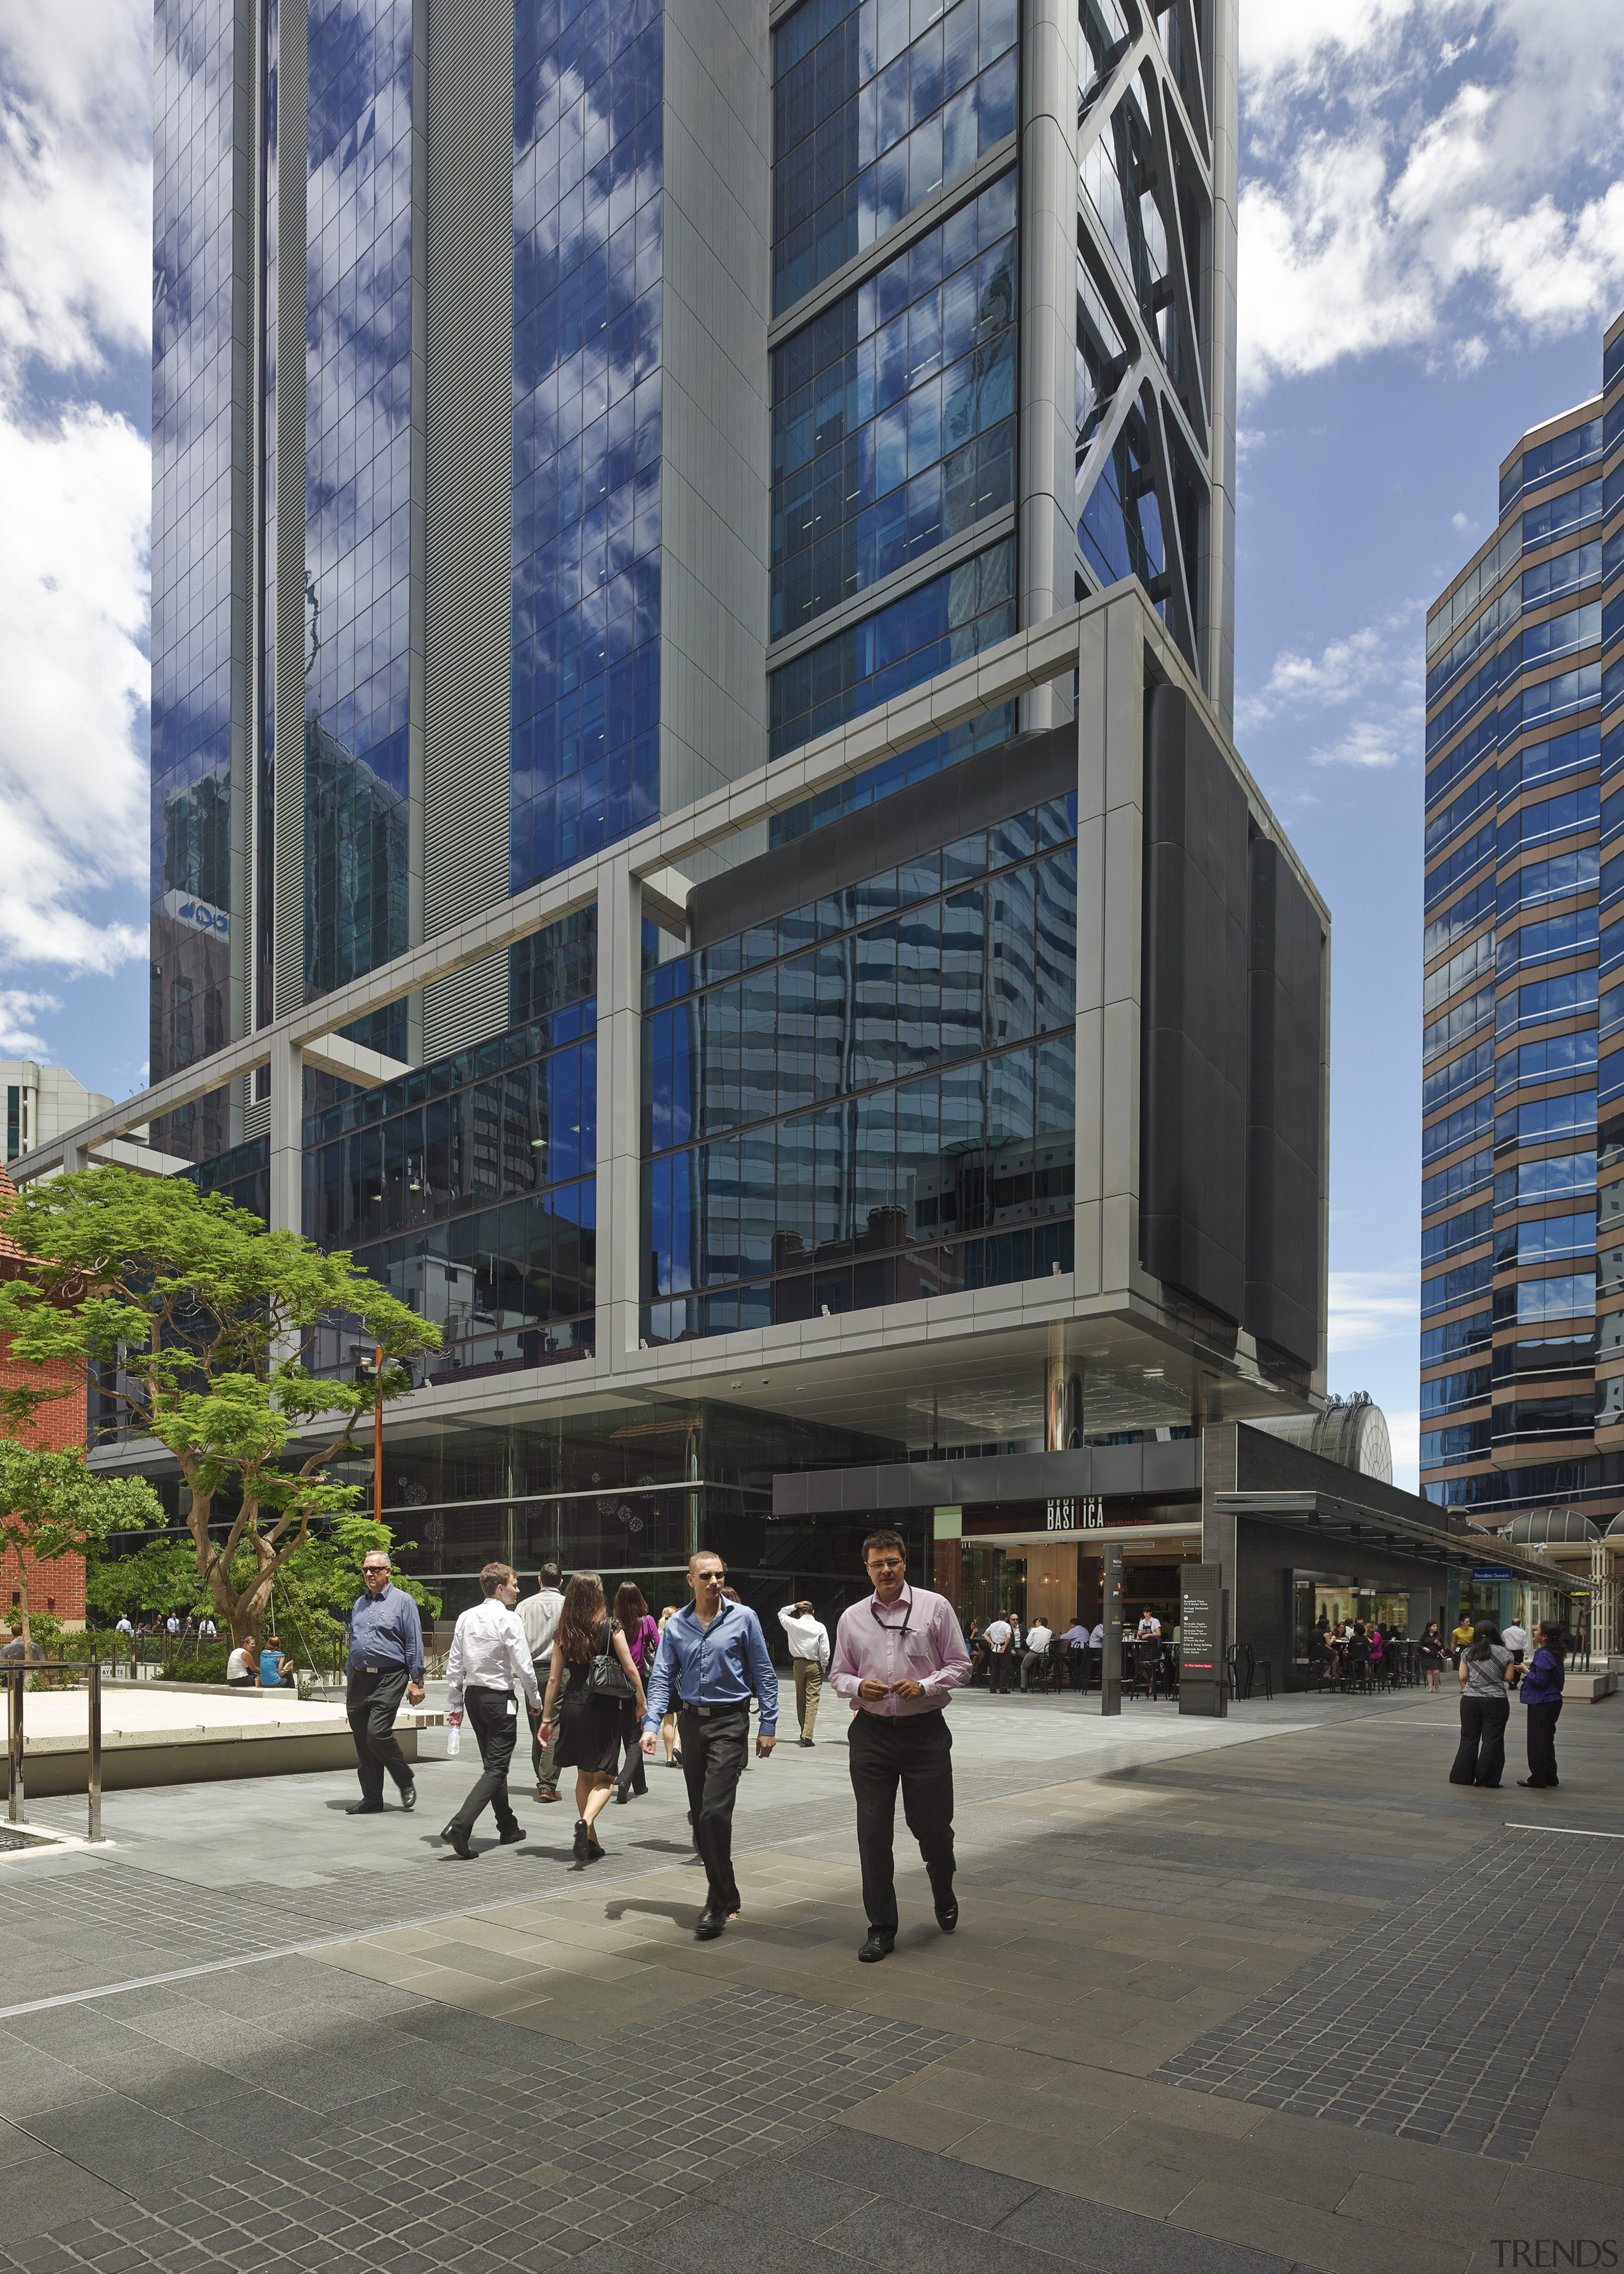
top-left (1419, 309), bottom-right (1624, 1622)
top-left (2, 1063), bottom-right (114, 1167)
top-left (50, 0), bottom-right (1550, 1686)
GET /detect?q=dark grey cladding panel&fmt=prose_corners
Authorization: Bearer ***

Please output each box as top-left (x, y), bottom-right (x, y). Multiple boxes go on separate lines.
top-left (688, 723), bottom-right (1080, 947)
top-left (775, 1470), bottom-right (811, 1518)
top-left (769, 1440), bottom-right (1201, 1516)
top-left (1143, 1436), bottom-right (1200, 1492)
top-left (1087, 1443), bottom-right (1146, 1494)
top-left (1245, 838), bottom-right (1325, 1367)
top-left (1139, 685), bottom-right (1250, 1327)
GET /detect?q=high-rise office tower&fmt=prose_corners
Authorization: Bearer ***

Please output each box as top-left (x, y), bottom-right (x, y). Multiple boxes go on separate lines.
top-left (103, 0), bottom-right (1339, 1666)
top-left (1420, 311), bottom-right (1624, 1528)
top-left (152, 0), bottom-right (1239, 1148)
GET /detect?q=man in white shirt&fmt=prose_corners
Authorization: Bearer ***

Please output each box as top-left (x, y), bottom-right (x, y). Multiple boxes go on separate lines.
top-left (1502, 1615), bottom-right (1529, 1675)
top-left (1020, 1620), bottom-right (1054, 1690)
top-left (166, 1613), bottom-right (180, 1640)
top-left (1088, 1622), bottom-right (1105, 1648)
top-left (114, 1615), bottom-right (134, 1640)
top-left (519, 1562), bottom-right (566, 1801)
top-left (983, 1614), bottom-right (1014, 1693)
top-left (1137, 1612), bottom-right (1162, 1640)
top-left (778, 1599), bottom-right (832, 1745)
top-left (442, 1562), bottom-right (542, 1858)
top-left (199, 1616), bottom-right (217, 1641)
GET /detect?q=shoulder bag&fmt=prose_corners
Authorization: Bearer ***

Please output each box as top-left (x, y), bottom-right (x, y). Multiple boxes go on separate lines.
top-left (587, 1619), bottom-right (636, 1700)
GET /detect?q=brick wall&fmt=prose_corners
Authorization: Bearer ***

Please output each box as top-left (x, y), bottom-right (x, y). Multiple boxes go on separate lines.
top-left (0, 1162), bottom-right (88, 1629)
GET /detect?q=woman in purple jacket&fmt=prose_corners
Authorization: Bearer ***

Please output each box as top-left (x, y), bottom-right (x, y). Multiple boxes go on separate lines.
top-left (1518, 1622), bottom-right (1566, 1791)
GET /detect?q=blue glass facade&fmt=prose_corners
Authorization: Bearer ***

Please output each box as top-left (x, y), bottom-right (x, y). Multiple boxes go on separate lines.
top-left (639, 794), bottom-right (1077, 1343)
top-left (152, 0), bottom-right (243, 1150)
top-left (771, 0), bottom-right (1018, 319)
top-left (510, 0), bottom-right (664, 890)
top-left (771, 176), bottom-right (1016, 642)
top-left (768, 536), bottom-right (1014, 759)
top-left (301, 0), bottom-right (415, 1045)
top-left (1419, 310), bottom-right (1624, 1518)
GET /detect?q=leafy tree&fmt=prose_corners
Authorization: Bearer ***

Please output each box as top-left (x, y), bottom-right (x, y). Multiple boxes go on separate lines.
top-left (84, 1541), bottom-right (214, 1627)
top-left (0, 1442), bottom-right (164, 1653)
top-left (269, 1515), bottom-right (441, 1666)
top-left (0, 1168), bottom-right (439, 1650)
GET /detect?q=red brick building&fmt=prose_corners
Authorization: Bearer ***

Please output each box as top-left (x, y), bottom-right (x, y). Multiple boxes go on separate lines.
top-left (0, 1164), bottom-right (87, 1628)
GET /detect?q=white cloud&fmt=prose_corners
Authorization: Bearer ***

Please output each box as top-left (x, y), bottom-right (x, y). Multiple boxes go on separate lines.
top-left (1238, 2), bottom-right (1624, 398)
top-left (1384, 1407), bottom-right (1420, 1488)
top-left (0, 989), bottom-right (60, 1058)
top-left (0, 0), bottom-right (151, 978)
top-left (1451, 510), bottom-right (1476, 533)
top-left (1328, 1265), bottom-right (1418, 1353)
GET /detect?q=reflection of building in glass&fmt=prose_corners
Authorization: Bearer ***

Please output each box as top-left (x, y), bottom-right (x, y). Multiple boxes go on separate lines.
top-left (1419, 310), bottom-right (1624, 1534)
top-left (134, 1), bottom-right (1366, 1674)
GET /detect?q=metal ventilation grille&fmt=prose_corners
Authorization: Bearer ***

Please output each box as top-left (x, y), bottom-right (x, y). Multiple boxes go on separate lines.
top-left (421, 0), bottom-right (515, 1060)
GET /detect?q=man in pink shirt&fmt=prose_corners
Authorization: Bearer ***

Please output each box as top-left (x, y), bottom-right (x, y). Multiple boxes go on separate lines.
top-left (829, 1528), bottom-right (971, 1963)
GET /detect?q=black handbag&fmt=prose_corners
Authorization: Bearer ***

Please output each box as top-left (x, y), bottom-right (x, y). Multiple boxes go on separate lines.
top-left (586, 1621), bottom-right (636, 1700)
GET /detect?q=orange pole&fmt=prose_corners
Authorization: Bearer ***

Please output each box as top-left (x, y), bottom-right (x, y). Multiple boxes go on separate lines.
top-left (373, 1343), bottom-right (384, 1525)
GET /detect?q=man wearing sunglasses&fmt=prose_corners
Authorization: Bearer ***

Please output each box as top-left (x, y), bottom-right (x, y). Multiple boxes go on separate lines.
top-left (830, 1528), bottom-right (969, 1963)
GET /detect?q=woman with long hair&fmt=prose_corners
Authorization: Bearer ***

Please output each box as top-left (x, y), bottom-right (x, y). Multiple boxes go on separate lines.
top-left (612, 1582), bottom-right (660, 1803)
top-left (655, 1604), bottom-right (683, 1765)
top-left (1449, 1620), bottom-right (1514, 1789)
top-left (1517, 1620), bottom-right (1567, 1790)
top-left (1418, 1620), bottom-right (1446, 1695)
top-left (537, 1572), bottom-right (647, 1862)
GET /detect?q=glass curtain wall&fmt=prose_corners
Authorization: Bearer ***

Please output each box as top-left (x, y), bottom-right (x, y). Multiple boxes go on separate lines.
top-left (510, 0), bottom-right (664, 888)
top-left (152, 0), bottom-right (244, 1157)
top-left (301, 0), bottom-right (417, 1054)
top-left (640, 794), bottom-right (1078, 1343)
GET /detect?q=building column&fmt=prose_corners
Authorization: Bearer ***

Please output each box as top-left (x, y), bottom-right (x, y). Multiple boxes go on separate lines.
top-left (595, 855), bottom-right (643, 1371)
top-left (267, 1032), bottom-right (303, 1235)
top-left (1045, 1324), bottom-right (1082, 1449)
top-left (1018, 0), bottom-right (1078, 734)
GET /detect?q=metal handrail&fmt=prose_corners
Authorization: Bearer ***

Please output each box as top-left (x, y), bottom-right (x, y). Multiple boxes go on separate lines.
top-left (3, 1660), bottom-right (104, 1843)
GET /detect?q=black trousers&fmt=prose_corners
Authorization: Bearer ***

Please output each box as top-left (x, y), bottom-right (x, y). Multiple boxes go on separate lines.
top-left (990, 1647), bottom-right (1015, 1695)
top-left (678, 1704), bottom-right (749, 1910)
top-left (449, 1685), bottom-right (522, 1836)
top-left (848, 1709), bottom-right (955, 1933)
top-left (347, 1666), bottom-right (412, 1804)
top-left (1450, 1693), bottom-right (1509, 1787)
top-left (615, 1700), bottom-right (648, 1797)
top-left (1525, 1699), bottom-right (1562, 1786)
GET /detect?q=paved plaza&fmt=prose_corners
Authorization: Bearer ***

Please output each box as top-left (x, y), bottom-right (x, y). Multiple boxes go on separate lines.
top-left (0, 1687), bottom-right (1620, 2274)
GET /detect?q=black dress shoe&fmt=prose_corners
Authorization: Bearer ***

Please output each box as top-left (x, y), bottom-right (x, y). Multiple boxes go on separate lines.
top-left (399, 1782), bottom-right (417, 1811)
top-left (858, 1928), bottom-right (896, 1963)
top-left (442, 1823), bottom-right (473, 1857)
top-left (1517, 1778), bottom-right (1547, 1789)
top-left (934, 1895), bottom-right (959, 1933)
top-left (798, 1737), bottom-right (814, 1747)
top-left (695, 1906), bottom-right (727, 1940)
top-left (572, 1818), bottom-right (590, 1862)
top-left (346, 1800), bottom-right (384, 1815)
top-left (498, 1825), bottom-right (527, 1844)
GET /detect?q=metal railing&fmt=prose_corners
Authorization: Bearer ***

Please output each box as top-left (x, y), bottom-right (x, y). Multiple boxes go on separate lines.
top-left (3, 1661), bottom-right (105, 1844)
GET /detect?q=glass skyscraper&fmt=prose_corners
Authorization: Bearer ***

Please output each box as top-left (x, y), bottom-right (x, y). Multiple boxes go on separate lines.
top-left (1420, 310), bottom-right (1624, 1528)
top-left (132, 0), bottom-right (1347, 1640)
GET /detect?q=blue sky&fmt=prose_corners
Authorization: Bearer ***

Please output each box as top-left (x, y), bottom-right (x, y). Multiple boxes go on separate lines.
top-left (1, 1), bottom-right (1623, 1484)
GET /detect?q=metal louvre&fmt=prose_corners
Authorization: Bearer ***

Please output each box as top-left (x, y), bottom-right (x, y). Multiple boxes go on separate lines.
top-left (421, 0), bottom-right (516, 1058)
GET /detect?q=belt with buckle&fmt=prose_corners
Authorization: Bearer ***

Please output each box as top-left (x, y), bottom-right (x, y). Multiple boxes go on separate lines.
top-left (680, 1700), bottom-right (745, 1718)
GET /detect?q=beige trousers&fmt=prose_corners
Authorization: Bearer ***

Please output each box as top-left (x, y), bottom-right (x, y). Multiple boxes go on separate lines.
top-left (794, 1657), bottom-right (823, 1740)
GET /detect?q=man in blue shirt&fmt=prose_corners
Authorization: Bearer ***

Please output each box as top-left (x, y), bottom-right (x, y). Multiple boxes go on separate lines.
top-left (345, 1551), bottom-right (426, 1815)
top-left (641, 1549), bottom-right (777, 1940)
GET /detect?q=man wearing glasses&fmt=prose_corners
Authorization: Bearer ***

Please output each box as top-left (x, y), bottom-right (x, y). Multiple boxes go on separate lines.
top-left (640, 1550), bottom-right (778, 1940)
top-left (344, 1551), bottom-right (426, 1815)
top-left (830, 1528), bottom-right (970, 1963)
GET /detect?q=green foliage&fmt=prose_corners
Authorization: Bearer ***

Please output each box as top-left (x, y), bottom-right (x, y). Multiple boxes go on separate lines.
top-left (0, 1168), bottom-right (440, 1650)
top-left (270, 1515), bottom-right (440, 1661)
top-left (85, 1542), bottom-right (214, 1625)
top-left (0, 1442), bottom-right (163, 1650)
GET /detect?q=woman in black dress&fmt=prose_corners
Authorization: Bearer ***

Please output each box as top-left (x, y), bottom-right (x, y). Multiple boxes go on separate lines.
top-left (537, 1572), bottom-right (647, 1862)
top-left (1418, 1621), bottom-right (1446, 1694)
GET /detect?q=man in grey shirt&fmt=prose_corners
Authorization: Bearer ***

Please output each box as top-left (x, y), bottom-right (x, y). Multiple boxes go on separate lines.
top-left (518, 1563), bottom-right (565, 1803)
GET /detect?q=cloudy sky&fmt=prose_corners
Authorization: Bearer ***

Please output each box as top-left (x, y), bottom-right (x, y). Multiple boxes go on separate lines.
top-left (3, 1), bottom-right (1624, 1482)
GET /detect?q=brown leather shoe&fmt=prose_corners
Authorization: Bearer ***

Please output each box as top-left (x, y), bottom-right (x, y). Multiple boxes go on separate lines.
top-left (535, 1786), bottom-right (561, 1801)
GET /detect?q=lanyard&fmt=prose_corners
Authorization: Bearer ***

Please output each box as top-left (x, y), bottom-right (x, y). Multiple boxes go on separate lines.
top-left (870, 1593), bottom-right (913, 1640)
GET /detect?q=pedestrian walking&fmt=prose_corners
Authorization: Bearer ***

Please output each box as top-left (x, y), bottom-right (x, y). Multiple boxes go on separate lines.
top-left (1419, 1620), bottom-right (1446, 1694)
top-left (778, 1598), bottom-right (831, 1744)
top-left (829, 1527), bottom-right (970, 1964)
top-left (344, 1551), bottom-right (425, 1815)
top-left (442, 1562), bottom-right (540, 1858)
top-left (655, 1605), bottom-right (683, 1766)
top-left (518, 1561), bottom-right (566, 1805)
top-left (540, 1572), bottom-right (648, 1863)
top-left (1449, 1621), bottom-right (1514, 1789)
top-left (1517, 1622), bottom-right (1566, 1789)
top-left (612, 1582), bottom-right (659, 1803)
top-left (1450, 1610), bottom-right (1476, 1669)
top-left (1502, 1613), bottom-right (1529, 1669)
top-left (639, 1550), bottom-right (778, 1938)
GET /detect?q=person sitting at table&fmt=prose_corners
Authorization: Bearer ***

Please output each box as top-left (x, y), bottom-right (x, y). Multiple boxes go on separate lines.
top-left (1307, 1624), bottom-right (1330, 1685)
top-left (1019, 1619), bottom-right (1054, 1691)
